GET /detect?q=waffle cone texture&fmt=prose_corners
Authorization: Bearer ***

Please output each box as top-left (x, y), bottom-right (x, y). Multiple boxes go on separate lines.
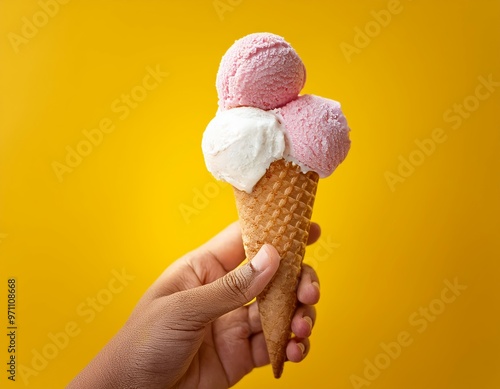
top-left (233, 159), bottom-right (319, 378)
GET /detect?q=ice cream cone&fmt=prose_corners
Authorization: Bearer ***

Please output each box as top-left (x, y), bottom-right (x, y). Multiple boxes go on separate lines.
top-left (233, 158), bottom-right (319, 378)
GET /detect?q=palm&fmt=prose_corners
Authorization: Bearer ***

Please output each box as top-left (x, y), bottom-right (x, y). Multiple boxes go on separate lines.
top-left (168, 255), bottom-right (266, 388)
top-left (175, 308), bottom-right (259, 389)
top-left (169, 237), bottom-right (318, 388)
top-left (132, 222), bottom-right (319, 389)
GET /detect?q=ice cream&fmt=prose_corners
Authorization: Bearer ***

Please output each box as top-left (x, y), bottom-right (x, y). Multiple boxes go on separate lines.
top-left (216, 33), bottom-right (306, 110)
top-left (277, 94), bottom-right (351, 178)
top-left (202, 32), bottom-right (351, 379)
top-left (202, 107), bottom-right (287, 193)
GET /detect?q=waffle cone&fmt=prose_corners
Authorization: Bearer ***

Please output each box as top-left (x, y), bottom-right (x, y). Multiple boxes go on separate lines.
top-left (233, 159), bottom-right (319, 378)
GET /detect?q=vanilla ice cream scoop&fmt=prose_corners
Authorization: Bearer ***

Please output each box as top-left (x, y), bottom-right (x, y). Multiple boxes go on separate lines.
top-left (202, 107), bottom-right (286, 193)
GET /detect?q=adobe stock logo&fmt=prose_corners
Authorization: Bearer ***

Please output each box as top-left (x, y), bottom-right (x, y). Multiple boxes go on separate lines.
top-left (340, 0), bottom-right (413, 63)
top-left (384, 74), bottom-right (499, 192)
top-left (179, 180), bottom-right (228, 224)
top-left (306, 235), bottom-right (340, 271)
top-left (350, 278), bottom-right (467, 388)
top-left (7, 0), bottom-right (71, 54)
top-left (51, 64), bottom-right (168, 182)
top-left (18, 269), bottom-right (135, 385)
top-left (213, 0), bottom-right (243, 21)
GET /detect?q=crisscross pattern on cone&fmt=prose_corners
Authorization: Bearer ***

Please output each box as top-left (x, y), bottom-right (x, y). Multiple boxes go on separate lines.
top-left (233, 159), bottom-right (319, 378)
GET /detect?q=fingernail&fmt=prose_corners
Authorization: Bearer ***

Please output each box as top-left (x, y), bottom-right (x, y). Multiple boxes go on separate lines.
top-left (303, 316), bottom-right (313, 330)
top-left (297, 342), bottom-right (305, 355)
top-left (251, 245), bottom-right (271, 272)
top-left (312, 281), bottom-right (320, 291)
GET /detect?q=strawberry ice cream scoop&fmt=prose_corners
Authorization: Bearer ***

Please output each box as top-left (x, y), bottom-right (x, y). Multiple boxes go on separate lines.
top-left (277, 94), bottom-right (351, 178)
top-left (216, 32), bottom-right (306, 110)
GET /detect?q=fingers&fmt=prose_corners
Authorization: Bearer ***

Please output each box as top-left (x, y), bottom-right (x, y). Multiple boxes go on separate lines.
top-left (201, 220), bottom-right (319, 272)
top-left (250, 332), bottom-right (270, 367)
top-left (249, 307), bottom-right (314, 368)
top-left (307, 222), bottom-right (321, 245)
top-left (173, 245), bottom-right (280, 325)
top-left (199, 221), bottom-right (246, 272)
top-left (247, 261), bottom-right (319, 369)
top-left (247, 301), bottom-right (262, 334)
top-left (248, 301), bottom-right (316, 344)
top-left (248, 297), bottom-right (317, 369)
top-left (187, 220), bottom-right (320, 283)
top-left (250, 331), bottom-right (312, 367)
top-left (249, 301), bottom-right (317, 339)
top-left (200, 220), bottom-right (320, 273)
top-left (286, 337), bottom-right (310, 363)
top-left (291, 304), bottom-right (316, 338)
top-left (297, 264), bottom-right (320, 305)
top-left (287, 263), bottom-right (318, 364)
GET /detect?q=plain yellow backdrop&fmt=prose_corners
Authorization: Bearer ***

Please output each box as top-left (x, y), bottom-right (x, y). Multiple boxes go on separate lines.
top-left (1, 1), bottom-right (499, 388)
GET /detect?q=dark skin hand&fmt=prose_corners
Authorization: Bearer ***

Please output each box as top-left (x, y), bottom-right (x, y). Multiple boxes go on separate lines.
top-left (68, 222), bottom-right (321, 389)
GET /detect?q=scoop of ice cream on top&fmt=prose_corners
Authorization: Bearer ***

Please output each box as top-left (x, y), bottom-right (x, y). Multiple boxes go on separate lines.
top-left (202, 107), bottom-right (286, 193)
top-left (216, 32), bottom-right (306, 110)
top-left (276, 94), bottom-right (351, 178)
top-left (203, 32), bottom-right (350, 193)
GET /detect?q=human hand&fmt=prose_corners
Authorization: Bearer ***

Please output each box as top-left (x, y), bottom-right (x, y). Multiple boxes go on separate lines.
top-left (68, 222), bottom-right (321, 389)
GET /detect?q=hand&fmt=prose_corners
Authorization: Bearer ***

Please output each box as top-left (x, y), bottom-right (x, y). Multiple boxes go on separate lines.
top-left (68, 222), bottom-right (321, 389)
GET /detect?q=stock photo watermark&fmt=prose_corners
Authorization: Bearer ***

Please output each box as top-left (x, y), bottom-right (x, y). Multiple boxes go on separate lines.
top-left (17, 268), bottom-right (135, 385)
top-left (306, 235), bottom-right (340, 271)
top-left (350, 277), bottom-right (467, 388)
top-left (385, 74), bottom-right (499, 192)
top-left (213, 0), bottom-right (243, 21)
top-left (7, 0), bottom-right (71, 54)
top-left (51, 64), bottom-right (168, 183)
top-left (0, 233), bottom-right (7, 244)
top-left (6, 279), bottom-right (17, 382)
top-left (179, 180), bottom-right (228, 224)
top-left (340, 0), bottom-right (413, 63)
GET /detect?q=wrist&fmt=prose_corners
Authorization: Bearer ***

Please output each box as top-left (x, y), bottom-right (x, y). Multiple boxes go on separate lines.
top-left (67, 333), bottom-right (130, 389)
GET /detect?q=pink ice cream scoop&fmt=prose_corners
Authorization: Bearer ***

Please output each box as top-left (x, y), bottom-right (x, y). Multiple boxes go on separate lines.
top-left (277, 94), bottom-right (351, 178)
top-left (216, 32), bottom-right (306, 110)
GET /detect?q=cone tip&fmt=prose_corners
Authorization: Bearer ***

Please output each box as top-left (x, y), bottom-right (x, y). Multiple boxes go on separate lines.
top-left (272, 360), bottom-right (284, 378)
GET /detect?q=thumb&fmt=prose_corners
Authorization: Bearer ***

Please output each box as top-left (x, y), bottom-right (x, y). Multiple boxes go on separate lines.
top-left (175, 244), bottom-right (280, 325)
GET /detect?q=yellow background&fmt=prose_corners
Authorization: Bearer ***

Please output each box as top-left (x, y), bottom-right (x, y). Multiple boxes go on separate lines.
top-left (1, 0), bottom-right (499, 388)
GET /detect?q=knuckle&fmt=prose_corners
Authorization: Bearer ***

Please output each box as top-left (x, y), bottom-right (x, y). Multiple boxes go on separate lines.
top-left (164, 293), bottom-right (206, 329)
top-left (301, 263), bottom-right (315, 276)
top-left (233, 323), bottom-right (252, 339)
top-left (220, 269), bottom-right (251, 303)
top-left (306, 306), bottom-right (317, 323)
